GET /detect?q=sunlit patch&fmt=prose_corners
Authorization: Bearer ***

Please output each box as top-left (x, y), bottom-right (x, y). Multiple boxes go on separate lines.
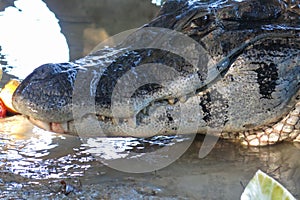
top-left (81, 135), bottom-right (190, 160)
top-left (151, 0), bottom-right (165, 6)
top-left (0, 0), bottom-right (69, 79)
top-left (0, 126), bottom-right (92, 179)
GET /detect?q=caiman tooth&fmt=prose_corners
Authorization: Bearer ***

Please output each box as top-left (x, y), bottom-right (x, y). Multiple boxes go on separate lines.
top-left (197, 91), bottom-right (205, 96)
top-left (98, 115), bottom-right (105, 121)
top-left (179, 96), bottom-right (187, 103)
top-left (142, 108), bottom-right (148, 115)
top-left (128, 117), bottom-right (137, 128)
top-left (168, 99), bottom-right (175, 105)
top-left (112, 118), bottom-right (119, 125)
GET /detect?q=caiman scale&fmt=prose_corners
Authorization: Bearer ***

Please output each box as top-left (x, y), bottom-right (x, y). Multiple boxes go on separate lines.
top-left (12, 0), bottom-right (300, 146)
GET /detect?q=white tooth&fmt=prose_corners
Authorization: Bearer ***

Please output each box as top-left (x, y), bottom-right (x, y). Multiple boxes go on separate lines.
top-left (128, 117), bottom-right (137, 128)
top-left (142, 108), bottom-right (147, 114)
top-left (168, 99), bottom-right (175, 105)
top-left (112, 118), bottom-right (119, 125)
top-left (179, 96), bottom-right (187, 103)
top-left (99, 115), bottom-right (105, 121)
top-left (190, 22), bottom-right (198, 28)
top-left (197, 91), bottom-right (205, 96)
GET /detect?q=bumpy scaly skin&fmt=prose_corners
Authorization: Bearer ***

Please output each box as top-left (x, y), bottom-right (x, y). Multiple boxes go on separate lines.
top-left (12, 0), bottom-right (300, 146)
top-left (222, 102), bottom-right (300, 146)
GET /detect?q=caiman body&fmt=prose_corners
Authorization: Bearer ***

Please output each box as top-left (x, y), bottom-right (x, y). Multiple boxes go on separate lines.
top-left (12, 0), bottom-right (300, 146)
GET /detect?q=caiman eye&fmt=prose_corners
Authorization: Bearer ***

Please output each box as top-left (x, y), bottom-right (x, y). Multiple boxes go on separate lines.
top-left (190, 15), bottom-right (211, 30)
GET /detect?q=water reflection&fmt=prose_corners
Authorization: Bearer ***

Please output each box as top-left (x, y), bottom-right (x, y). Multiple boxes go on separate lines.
top-left (0, 0), bottom-right (69, 79)
top-left (0, 115), bottom-right (191, 179)
top-left (0, 119), bottom-right (92, 179)
top-left (0, 115), bottom-right (299, 198)
top-left (82, 135), bottom-right (189, 160)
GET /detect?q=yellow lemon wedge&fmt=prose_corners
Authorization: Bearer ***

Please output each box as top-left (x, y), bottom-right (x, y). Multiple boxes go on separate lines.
top-left (241, 170), bottom-right (296, 200)
top-left (0, 79), bottom-right (20, 113)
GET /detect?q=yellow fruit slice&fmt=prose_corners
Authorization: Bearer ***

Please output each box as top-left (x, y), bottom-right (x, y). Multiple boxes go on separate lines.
top-left (0, 68), bottom-right (2, 81)
top-left (241, 170), bottom-right (296, 200)
top-left (0, 79), bottom-right (20, 113)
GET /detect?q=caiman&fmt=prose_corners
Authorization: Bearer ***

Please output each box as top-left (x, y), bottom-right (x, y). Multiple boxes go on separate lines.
top-left (12, 0), bottom-right (300, 146)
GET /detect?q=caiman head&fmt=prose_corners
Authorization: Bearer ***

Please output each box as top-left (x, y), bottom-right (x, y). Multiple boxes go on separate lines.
top-left (12, 0), bottom-right (300, 145)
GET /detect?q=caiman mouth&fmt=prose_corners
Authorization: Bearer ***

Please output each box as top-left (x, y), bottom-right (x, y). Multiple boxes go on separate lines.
top-left (11, 0), bottom-right (300, 146)
top-left (27, 88), bottom-right (300, 146)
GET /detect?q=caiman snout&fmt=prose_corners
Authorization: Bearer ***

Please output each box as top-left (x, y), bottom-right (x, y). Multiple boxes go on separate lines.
top-left (12, 63), bottom-right (77, 122)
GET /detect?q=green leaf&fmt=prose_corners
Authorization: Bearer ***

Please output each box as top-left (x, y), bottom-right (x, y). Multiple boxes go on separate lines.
top-left (241, 170), bottom-right (296, 200)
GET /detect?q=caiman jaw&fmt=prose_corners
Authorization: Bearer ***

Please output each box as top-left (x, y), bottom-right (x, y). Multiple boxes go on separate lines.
top-left (27, 94), bottom-right (300, 146)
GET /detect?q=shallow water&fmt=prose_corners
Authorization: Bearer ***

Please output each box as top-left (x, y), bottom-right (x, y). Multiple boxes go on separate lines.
top-left (0, 116), bottom-right (299, 199)
top-left (0, 1), bottom-right (299, 199)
